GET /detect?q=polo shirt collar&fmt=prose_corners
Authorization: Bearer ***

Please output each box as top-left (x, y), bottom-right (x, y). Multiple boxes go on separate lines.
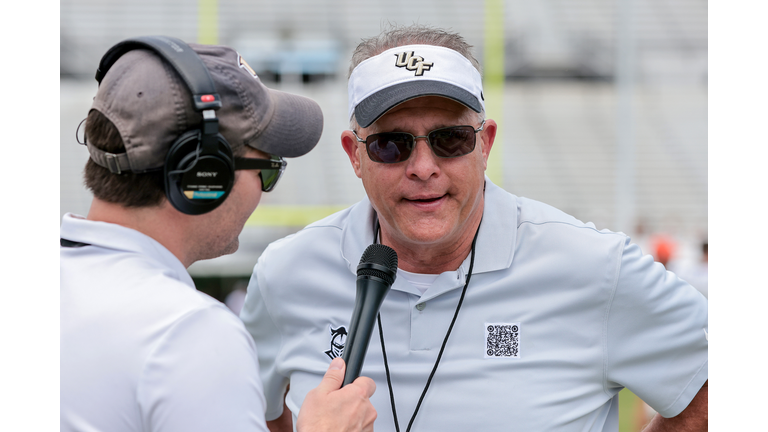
top-left (339, 177), bottom-right (517, 279)
top-left (340, 197), bottom-right (378, 276)
top-left (472, 177), bottom-right (517, 274)
top-left (60, 213), bottom-right (195, 289)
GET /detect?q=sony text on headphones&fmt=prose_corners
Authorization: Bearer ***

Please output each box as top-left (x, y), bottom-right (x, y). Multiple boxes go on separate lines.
top-left (94, 36), bottom-right (235, 215)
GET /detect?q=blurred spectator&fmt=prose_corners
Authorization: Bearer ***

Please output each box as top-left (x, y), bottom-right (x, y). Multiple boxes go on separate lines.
top-left (650, 234), bottom-right (678, 268)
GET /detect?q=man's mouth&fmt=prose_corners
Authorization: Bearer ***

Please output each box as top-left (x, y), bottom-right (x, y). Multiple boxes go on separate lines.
top-left (405, 194), bottom-right (446, 203)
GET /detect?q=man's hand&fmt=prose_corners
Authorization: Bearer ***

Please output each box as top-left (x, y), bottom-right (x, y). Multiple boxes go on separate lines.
top-left (643, 380), bottom-right (708, 431)
top-left (296, 357), bottom-right (377, 432)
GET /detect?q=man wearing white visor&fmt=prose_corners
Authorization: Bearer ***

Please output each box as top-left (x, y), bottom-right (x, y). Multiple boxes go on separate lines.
top-left (241, 25), bottom-right (708, 432)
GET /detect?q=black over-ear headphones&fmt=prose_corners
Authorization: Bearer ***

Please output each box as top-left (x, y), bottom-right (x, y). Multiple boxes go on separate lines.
top-left (96, 36), bottom-right (235, 215)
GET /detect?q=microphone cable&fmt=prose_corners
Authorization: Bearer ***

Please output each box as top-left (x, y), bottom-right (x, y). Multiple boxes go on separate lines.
top-left (374, 217), bottom-right (482, 432)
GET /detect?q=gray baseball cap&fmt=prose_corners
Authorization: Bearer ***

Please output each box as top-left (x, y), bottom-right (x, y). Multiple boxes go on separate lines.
top-left (88, 42), bottom-right (323, 173)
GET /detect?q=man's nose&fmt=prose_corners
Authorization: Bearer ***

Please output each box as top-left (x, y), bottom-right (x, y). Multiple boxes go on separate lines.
top-left (405, 137), bottom-right (440, 180)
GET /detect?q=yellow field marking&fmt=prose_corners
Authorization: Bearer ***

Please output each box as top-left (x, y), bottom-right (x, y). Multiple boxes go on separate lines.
top-left (484, 0), bottom-right (505, 187)
top-left (198, 0), bottom-right (218, 45)
top-left (245, 205), bottom-right (350, 227)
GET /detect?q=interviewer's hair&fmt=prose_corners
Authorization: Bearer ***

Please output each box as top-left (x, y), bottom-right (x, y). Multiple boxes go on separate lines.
top-left (83, 110), bottom-right (166, 207)
top-left (348, 24), bottom-right (485, 130)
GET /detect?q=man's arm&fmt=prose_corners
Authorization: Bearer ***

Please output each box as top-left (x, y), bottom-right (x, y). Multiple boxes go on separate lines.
top-left (643, 381), bottom-right (708, 432)
top-left (140, 306), bottom-right (269, 432)
top-left (266, 393), bottom-right (292, 432)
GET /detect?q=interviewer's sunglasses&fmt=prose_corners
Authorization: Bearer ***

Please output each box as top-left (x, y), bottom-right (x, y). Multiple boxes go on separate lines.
top-left (234, 155), bottom-right (286, 192)
top-left (352, 120), bottom-right (485, 164)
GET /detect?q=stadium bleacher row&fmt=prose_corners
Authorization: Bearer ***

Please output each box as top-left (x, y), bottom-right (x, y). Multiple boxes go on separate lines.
top-left (60, 0), bottom-right (707, 276)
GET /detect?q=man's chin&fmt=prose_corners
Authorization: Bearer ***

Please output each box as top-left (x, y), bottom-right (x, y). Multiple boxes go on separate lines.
top-left (398, 222), bottom-right (456, 245)
top-left (221, 239), bottom-right (240, 256)
top-left (199, 239), bottom-right (240, 261)
top-left (382, 211), bottom-right (461, 245)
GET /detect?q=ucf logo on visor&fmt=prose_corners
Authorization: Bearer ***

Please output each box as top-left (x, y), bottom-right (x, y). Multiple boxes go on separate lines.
top-left (394, 51), bottom-right (434, 76)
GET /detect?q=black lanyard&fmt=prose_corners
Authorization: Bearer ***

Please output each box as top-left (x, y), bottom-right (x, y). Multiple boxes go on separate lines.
top-left (374, 218), bottom-right (481, 432)
top-left (61, 238), bottom-right (91, 248)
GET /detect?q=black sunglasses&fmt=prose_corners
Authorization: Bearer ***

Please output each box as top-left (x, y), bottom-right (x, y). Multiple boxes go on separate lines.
top-left (352, 120), bottom-right (485, 164)
top-left (234, 155), bottom-right (287, 192)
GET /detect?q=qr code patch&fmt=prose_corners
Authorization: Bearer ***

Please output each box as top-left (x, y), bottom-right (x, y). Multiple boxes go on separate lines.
top-left (484, 323), bottom-right (520, 359)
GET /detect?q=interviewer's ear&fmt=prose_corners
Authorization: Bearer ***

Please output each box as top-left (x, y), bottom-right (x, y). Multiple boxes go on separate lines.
top-left (341, 130), bottom-right (364, 178)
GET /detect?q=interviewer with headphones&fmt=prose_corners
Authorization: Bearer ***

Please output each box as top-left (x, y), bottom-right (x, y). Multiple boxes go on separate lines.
top-left (60, 36), bottom-right (376, 432)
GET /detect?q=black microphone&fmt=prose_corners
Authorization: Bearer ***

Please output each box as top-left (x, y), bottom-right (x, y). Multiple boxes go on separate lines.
top-left (342, 243), bottom-right (398, 386)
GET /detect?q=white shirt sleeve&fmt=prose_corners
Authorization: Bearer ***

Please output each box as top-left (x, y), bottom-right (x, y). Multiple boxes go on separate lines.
top-left (240, 257), bottom-right (290, 422)
top-left (605, 238), bottom-right (708, 417)
top-left (137, 305), bottom-right (269, 432)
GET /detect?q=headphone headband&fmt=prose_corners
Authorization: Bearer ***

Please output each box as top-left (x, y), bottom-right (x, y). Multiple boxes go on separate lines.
top-left (96, 36), bottom-right (222, 111)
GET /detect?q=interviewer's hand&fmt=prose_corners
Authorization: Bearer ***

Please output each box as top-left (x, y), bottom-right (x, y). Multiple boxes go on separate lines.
top-left (296, 357), bottom-right (377, 432)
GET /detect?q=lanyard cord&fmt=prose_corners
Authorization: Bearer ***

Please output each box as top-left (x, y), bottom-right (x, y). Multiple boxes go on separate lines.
top-left (374, 218), bottom-right (481, 432)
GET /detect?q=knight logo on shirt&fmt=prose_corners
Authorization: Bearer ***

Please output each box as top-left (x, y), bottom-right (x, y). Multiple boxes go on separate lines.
top-left (394, 51), bottom-right (434, 76)
top-left (324, 325), bottom-right (348, 359)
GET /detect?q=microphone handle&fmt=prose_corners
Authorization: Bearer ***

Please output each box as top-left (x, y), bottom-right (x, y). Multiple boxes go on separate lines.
top-left (342, 275), bottom-right (391, 386)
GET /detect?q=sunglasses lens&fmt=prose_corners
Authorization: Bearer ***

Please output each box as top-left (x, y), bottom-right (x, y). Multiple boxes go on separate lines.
top-left (259, 170), bottom-right (277, 192)
top-left (259, 158), bottom-right (285, 192)
top-left (367, 133), bottom-right (413, 163)
top-left (362, 125), bottom-right (477, 163)
top-left (429, 126), bottom-right (476, 158)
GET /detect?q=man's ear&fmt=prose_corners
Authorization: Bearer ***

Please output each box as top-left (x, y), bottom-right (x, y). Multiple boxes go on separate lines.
top-left (341, 130), bottom-right (363, 178)
top-left (478, 119), bottom-right (497, 169)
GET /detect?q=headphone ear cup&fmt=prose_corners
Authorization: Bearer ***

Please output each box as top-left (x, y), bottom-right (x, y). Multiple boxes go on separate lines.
top-left (164, 131), bottom-right (235, 215)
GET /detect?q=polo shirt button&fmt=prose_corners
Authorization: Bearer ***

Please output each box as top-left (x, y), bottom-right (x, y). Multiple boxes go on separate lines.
top-left (416, 303), bottom-right (426, 311)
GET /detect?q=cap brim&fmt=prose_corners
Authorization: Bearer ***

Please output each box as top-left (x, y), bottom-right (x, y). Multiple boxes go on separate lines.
top-left (354, 80), bottom-right (483, 128)
top-left (248, 88), bottom-right (324, 158)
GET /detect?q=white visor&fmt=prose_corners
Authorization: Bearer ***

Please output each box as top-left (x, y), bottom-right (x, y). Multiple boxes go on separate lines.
top-left (348, 44), bottom-right (484, 128)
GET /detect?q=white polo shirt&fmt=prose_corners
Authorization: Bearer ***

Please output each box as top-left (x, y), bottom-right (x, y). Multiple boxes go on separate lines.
top-left (61, 214), bottom-right (267, 432)
top-left (241, 178), bottom-right (708, 432)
